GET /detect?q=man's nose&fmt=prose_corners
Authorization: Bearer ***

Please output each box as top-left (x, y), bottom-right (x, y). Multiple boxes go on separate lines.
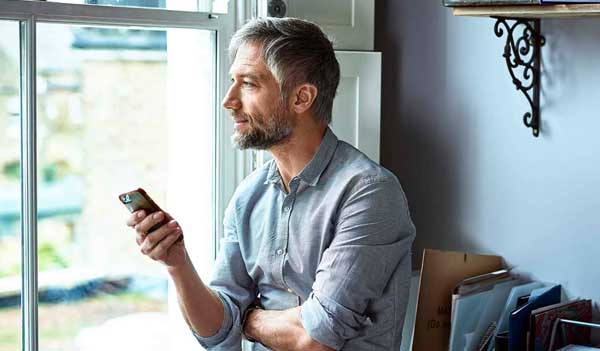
top-left (222, 85), bottom-right (241, 111)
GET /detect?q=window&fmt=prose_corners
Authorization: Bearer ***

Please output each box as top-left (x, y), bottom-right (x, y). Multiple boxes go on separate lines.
top-left (0, 1), bottom-right (236, 350)
top-left (45, 0), bottom-right (229, 13)
top-left (0, 19), bottom-right (22, 351)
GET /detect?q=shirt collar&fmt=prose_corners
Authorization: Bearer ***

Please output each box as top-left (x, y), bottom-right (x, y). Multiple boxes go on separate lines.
top-left (265, 127), bottom-right (338, 187)
top-left (266, 158), bottom-right (281, 186)
top-left (298, 127), bottom-right (338, 186)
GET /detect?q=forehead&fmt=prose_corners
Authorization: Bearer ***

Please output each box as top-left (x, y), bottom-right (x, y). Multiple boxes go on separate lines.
top-left (229, 43), bottom-right (271, 79)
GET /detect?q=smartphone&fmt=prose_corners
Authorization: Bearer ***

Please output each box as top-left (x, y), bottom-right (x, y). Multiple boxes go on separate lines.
top-left (119, 188), bottom-right (171, 233)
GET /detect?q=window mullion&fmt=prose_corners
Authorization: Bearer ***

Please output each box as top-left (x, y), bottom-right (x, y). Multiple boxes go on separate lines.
top-left (0, 1), bottom-right (221, 30)
top-left (20, 14), bottom-right (39, 351)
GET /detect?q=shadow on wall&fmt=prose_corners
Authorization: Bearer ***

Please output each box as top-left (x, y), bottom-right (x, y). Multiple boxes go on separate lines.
top-left (375, 0), bottom-right (480, 269)
top-left (541, 17), bottom-right (600, 137)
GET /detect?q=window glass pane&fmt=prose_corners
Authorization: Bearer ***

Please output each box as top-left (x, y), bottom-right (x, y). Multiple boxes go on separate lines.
top-left (37, 23), bottom-right (216, 350)
top-left (0, 20), bottom-right (21, 351)
top-left (45, 0), bottom-right (229, 13)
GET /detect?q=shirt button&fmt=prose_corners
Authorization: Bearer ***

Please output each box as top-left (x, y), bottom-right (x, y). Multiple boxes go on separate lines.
top-left (287, 288), bottom-right (293, 293)
top-left (276, 249), bottom-right (283, 255)
top-left (283, 206), bottom-right (290, 212)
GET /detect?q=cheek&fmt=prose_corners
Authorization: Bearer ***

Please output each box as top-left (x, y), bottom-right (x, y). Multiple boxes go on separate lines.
top-left (241, 90), bottom-right (280, 120)
top-left (243, 102), bottom-right (266, 119)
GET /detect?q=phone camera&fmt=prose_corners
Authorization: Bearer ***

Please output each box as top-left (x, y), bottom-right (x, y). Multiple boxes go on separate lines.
top-left (122, 194), bottom-right (132, 204)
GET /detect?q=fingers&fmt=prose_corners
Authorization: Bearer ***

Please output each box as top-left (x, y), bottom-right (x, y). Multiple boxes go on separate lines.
top-left (134, 211), bottom-right (167, 236)
top-left (127, 210), bottom-right (183, 263)
top-left (136, 232), bottom-right (144, 246)
top-left (139, 219), bottom-right (181, 255)
top-left (146, 230), bottom-right (183, 261)
top-left (126, 210), bottom-right (146, 227)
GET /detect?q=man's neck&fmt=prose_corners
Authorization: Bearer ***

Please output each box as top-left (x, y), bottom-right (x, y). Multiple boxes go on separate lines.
top-left (269, 124), bottom-right (327, 192)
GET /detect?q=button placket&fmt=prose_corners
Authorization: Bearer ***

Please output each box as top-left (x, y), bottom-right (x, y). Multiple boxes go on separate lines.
top-left (272, 192), bottom-right (288, 286)
top-left (282, 192), bottom-right (293, 213)
top-left (278, 187), bottom-right (296, 290)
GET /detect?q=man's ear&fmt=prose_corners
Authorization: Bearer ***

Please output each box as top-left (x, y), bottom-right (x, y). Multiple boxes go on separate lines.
top-left (290, 83), bottom-right (318, 115)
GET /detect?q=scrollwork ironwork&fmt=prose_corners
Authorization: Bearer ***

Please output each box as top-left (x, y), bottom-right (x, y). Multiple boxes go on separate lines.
top-left (493, 18), bottom-right (545, 137)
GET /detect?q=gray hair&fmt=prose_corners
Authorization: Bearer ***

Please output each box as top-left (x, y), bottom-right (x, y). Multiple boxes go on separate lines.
top-left (228, 17), bottom-right (340, 125)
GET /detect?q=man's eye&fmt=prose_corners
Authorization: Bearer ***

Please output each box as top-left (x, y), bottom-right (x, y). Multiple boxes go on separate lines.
top-left (243, 81), bottom-right (255, 87)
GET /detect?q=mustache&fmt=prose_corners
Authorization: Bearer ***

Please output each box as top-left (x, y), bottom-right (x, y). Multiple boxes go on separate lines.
top-left (231, 112), bottom-right (253, 121)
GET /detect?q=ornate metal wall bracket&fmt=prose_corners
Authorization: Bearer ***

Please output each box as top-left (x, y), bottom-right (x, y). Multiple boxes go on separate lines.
top-left (493, 17), bottom-right (545, 137)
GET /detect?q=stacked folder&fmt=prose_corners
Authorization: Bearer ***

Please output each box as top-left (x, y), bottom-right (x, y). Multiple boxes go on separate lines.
top-left (450, 271), bottom-right (593, 351)
top-left (411, 250), bottom-right (595, 351)
top-left (449, 268), bottom-right (522, 351)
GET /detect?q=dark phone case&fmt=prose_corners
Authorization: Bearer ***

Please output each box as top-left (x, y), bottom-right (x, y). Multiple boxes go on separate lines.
top-left (118, 188), bottom-right (171, 233)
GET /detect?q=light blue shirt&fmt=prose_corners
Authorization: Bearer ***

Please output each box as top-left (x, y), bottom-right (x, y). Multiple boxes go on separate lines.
top-left (195, 128), bottom-right (416, 350)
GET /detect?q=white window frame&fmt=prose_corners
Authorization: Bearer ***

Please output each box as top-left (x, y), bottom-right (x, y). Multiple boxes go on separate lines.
top-left (0, 1), bottom-right (238, 350)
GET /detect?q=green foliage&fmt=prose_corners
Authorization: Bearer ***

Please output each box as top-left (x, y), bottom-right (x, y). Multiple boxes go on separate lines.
top-left (0, 262), bottom-right (19, 279)
top-left (1, 160), bottom-right (19, 180)
top-left (1, 242), bottom-right (70, 277)
top-left (42, 160), bottom-right (72, 183)
top-left (38, 242), bottom-right (69, 271)
top-left (42, 164), bottom-right (57, 183)
top-left (1, 160), bottom-right (73, 183)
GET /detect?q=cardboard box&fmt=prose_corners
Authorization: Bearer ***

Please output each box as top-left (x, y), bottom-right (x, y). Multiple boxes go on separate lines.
top-left (410, 249), bottom-right (503, 351)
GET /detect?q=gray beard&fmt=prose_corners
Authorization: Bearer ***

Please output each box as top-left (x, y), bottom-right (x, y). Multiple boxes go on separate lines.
top-left (232, 113), bottom-right (293, 150)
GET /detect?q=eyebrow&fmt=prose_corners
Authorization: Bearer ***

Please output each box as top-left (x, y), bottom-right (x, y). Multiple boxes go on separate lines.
top-left (229, 72), bottom-right (265, 81)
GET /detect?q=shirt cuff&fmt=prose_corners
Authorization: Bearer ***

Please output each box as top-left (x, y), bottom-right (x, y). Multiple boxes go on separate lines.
top-left (300, 292), bottom-right (346, 350)
top-left (192, 291), bottom-right (235, 349)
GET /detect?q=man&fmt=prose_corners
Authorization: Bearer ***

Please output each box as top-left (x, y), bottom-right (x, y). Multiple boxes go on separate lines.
top-left (126, 17), bottom-right (415, 350)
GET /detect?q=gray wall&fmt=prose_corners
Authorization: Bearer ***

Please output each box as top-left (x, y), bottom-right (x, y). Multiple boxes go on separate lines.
top-left (375, 0), bottom-right (600, 304)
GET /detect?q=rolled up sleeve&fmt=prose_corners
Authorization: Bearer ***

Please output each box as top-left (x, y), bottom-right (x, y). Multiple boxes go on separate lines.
top-left (300, 176), bottom-right (415, 350)
top-left (193, 202), bottom-right (258, 350)
top-left (191, 291), bottom-right (235, 348)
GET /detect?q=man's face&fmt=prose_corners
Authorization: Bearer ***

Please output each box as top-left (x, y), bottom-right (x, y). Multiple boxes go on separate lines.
top-left (223, 43), bottom-right (294, 150)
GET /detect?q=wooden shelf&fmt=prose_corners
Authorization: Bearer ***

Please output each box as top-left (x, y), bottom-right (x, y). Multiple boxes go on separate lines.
top-left (453, 4), bottom-right (600, 18)
top-left (449, 3), bottom-right (600, 137)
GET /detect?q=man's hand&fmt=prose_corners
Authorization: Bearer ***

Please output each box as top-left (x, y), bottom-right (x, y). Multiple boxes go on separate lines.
top-left (126, 210), bottom-right (226, 338)
top-left (244, 307), bottom-right (335, 351)
top-left (126, 210), bottom-right (187, 268)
